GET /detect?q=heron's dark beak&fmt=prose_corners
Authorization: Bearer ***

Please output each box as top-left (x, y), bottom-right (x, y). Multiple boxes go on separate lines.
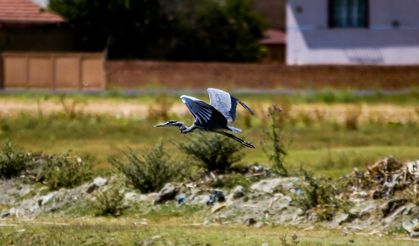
top-left (154, 122), bottom-right (168, 128)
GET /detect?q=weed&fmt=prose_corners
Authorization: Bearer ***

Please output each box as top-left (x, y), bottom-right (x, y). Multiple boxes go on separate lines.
top-left (0, 141), bottom-right (31, 179)
top-left (59, 95), bottom-right (86, 119)
top-left (280, 234), bottom-right (299, 246)
top-left (110, 140), bottom-right (182, 193)
top-left (147, 94), bottom-right (174, 121)
top-left (176, 132), bottom-right (244, 173)
top-left (345, 104), bottom-right (362, 130)
top-left (262, 105), bottom-right (288, 176)
top-left (93, 184), bottom-right (126, 217)
top-left (39, 152), bottom-right (92, 190)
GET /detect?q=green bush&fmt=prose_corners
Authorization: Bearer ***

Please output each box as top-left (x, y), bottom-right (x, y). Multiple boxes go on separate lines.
top-left (177, 132), bottom-right (244, 173)
top-left (212, 173), bottom-right (251, 190)
top-left (39, 153), bottom-right (92, 190)
top-left (110, 141), bottom-right (182, 193)
top-left (293, 169), bottom-right (349, 220)
top-left (50, 0), bottom-right (266, 61)
top-left (93, 185), bottom-right (125, 217)
top-left (0, 141), bottom-right (31, 179)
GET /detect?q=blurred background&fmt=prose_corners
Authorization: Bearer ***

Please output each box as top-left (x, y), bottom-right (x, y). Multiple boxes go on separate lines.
top-left (0, 0), bottom-right (418, 177)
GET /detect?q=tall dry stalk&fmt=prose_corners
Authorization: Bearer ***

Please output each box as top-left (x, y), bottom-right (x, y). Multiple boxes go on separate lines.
top-left (262, 105), bottom-right (288, 176)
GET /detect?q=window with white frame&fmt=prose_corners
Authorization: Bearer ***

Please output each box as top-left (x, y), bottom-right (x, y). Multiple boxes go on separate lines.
top-left (329, 0), bottom-right (369, 28)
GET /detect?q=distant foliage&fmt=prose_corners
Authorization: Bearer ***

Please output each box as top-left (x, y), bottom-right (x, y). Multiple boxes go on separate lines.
top-left (39, 153), bottom-right (92, 190)
top-left (110, 141), bottom-right (182, 193)
top-left (49, 0), bottom-right (266, 61)
top-left (94, 185), bottom-right (125, 217)
top-left (177, 132), bottom-right (244, 172)
top-left (166, 0), bottom-right (266, 61)
top-left (263, 105), bottom-right (288, 176)
top-left (0, 141), bottom-right (31, 179)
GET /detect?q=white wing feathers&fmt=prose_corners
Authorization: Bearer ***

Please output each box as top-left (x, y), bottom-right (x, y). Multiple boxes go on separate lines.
top-left (207, 88), bottom-right (233, 122)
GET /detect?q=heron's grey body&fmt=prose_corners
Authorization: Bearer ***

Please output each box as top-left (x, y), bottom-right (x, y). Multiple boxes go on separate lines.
top-left (155, 88), bottom-right (255, 148)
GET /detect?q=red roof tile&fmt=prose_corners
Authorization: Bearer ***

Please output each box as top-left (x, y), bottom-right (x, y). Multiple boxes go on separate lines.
top-left (260, 29), bottom-right (286, 45)
top-left (0, 0), bottom-right (63, 24)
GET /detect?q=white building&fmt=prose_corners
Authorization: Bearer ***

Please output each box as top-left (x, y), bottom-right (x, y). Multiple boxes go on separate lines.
top-left (287, 0), bottom-right (419, 65)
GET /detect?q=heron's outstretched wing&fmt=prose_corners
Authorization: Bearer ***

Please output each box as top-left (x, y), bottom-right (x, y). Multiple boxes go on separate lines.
top-left (180, 95), bottom-right (227, 128)
top-left (207, 88), bottom-right (254, 123)
top-left (207, 88), bottom-right (233, 122)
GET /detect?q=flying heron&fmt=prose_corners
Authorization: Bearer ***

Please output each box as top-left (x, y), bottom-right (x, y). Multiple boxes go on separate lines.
top-left (154, 88), bottom-right (255, 148)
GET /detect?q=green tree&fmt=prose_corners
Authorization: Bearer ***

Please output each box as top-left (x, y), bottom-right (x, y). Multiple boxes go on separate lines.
top-left (49, 0), bottom-right (172, 58)
top-left (49, 0), bottom-right (266, 61)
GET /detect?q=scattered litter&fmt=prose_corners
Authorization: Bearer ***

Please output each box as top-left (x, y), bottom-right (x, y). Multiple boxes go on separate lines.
top-left (211, 203), bottom-right (226, 214)
top-left (207, 190), bottom-right (225, 206)
top-left (177, 194), bottom-right (186, 205)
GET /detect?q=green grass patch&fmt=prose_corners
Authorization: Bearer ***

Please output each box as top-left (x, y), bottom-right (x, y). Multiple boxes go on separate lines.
top-left (0, 219), bottom-right (414, 245)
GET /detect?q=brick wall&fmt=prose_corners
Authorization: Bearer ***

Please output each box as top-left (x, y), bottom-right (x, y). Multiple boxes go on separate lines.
top-left (107, 60), bottom-right (419, 89)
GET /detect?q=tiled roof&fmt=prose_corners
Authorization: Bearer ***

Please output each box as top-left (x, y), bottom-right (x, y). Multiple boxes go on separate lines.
top-left (0, 0), bottom-right (63, 24)
top-left (260, 29), bottom-right (286, 45)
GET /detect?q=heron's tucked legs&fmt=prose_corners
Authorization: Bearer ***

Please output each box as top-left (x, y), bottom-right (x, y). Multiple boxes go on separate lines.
top-left (181, 125), bottom-right (197, 134)
top-left (215, 131), bottom-right (255, 148)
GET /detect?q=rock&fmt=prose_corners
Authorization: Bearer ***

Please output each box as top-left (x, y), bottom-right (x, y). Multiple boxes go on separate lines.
top-left (93, 177), bottom-right (107, 187)
top-left (231, 185), bottom-right (245, 200)
top-left (402, 219), bottom-right (419, 238)
top-left (251, 178), bottom-right (281, 193)
top-left (0, 211), bottom-right (10, 218)
top-left (190, 194), bottom-right (209, 205)
top-left (38, 193), bottom-right (55, 207)
top-left (250, 177), bottom-right (298, 194)
top-left (86, 177), bottom-right (107, 193)
top-left (18, 186), bottom-right (32, 197)
top-left (139, 235), bottom-right (162, 246)
top-left (332, 212), bottom-right (350, 226)
top-left (349, 200), bottom-right (378, 218)
top-left (255, 222), bottom-right (264, 228)
top-left (244, 217), bottom-right (257, 226)
top-left (383, 203), bottom-right (416, 225)
top-left (154, 183), bottom-right (178, 204)
top-left (381, 198), bottom-right (408, 217)
top-left (46, 205), bottom-right (60, 213)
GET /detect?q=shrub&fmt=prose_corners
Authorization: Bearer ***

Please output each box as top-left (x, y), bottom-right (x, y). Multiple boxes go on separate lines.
top-left (293, 169), bottom-right (349, 221)
top-left (176, 132), bottom-right (244, 172)
top-left (0, 141), bottom-right (31, 179)
top-left (93, 185), bottom-right (125, 217)
top-left (110, 141), bottom-right (182, 193)
top-left (263, 105), bottom-right (288, 176)
top-left (39, 153), bottom-right (92, 190)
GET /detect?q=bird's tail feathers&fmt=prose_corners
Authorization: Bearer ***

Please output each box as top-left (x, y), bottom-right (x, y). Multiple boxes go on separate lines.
top-left (228, 125), bottom-right (242, 133)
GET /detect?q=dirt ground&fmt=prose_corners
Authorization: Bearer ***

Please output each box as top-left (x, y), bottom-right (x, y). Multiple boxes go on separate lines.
top-left (0, 99), bottom-right (417, 124)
